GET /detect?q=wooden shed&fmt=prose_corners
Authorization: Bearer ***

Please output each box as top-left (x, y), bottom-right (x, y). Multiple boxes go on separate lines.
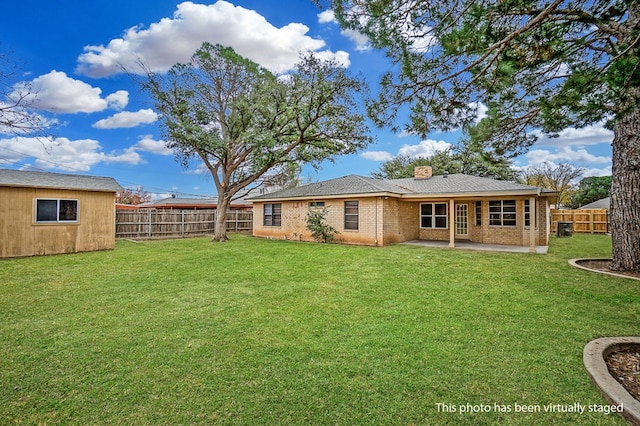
top-left (0, 169), bottom-right (122, 258)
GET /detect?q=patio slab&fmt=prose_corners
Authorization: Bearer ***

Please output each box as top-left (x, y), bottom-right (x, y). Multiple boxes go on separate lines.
top-left (401, 240), bottom-right (548, 254)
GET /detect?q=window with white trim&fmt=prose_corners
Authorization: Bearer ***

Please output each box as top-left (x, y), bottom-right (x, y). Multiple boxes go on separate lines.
top-left (525, 200), bottom-right (536, 227)
top-left (263, 203), bottom-right (281, 226)
top-left (420, 203), bottom-right (448, 228)
top-left (35, 199), bottom-right (78, 223)
top-left (489, 200), bottom-right (516, 227)
top-left (344, 201), bottom-right (359, 230)
top-left (475, 201), bottom-right (482, 226)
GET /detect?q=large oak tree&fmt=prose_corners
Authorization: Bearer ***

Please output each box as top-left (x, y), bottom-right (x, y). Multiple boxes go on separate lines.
top-left (143, 43), bottom-right (371, 241)
top-left (325, 0), bottom-right (640, 272)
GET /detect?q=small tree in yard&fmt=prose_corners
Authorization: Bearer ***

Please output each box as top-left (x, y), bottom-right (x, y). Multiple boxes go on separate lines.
top-left (142, 43), bottom-right (371, 242)
top-left (306, 208), bottom-right (338, 243)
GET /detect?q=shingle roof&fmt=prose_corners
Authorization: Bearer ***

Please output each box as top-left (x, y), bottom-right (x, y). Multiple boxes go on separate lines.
top-left (388, 174), bottom-right (546, 194)
top-left (0, 169), bottom-right (122, 192)
top-left (247, 174), bottom-right (413, 200)
top-left (247, 173), bottom-right (553, 201)
top-left (579, 197), bottom-right (610, 210)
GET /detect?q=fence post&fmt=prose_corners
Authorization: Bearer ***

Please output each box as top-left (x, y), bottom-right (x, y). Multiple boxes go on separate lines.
top-left (147, 209), bottom-right (152, 238)
top-left (181, 210), bottom-right (185, 237)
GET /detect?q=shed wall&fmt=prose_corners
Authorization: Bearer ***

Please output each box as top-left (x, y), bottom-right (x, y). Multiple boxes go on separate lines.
top-left (0, 186), bottom-right (116, 258)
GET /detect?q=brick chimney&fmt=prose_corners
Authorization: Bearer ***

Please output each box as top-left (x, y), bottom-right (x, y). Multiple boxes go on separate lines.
top-left (414, 166), bottom-right (433, 179)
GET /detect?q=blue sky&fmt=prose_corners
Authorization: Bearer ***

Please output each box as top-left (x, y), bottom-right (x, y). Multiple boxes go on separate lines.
top-left (1, 1), bottom-right (613, 199)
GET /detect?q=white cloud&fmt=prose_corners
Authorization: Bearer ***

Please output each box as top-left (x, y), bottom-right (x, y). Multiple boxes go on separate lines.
top-left (318, 8), bottom-right (370, 51)
top-left (106, 91), bottom-right (129, 110)
top-left (532, 123), bottom-right (613, 147)
top-left (582, 165), bottom-right (612, 177)
top-left (360, 150), bottom-right (393, 161)
top-left (93, 109), bottom-right (158, 129)
top-left (525, 146), bottom-right (611, 165)
top-left (317, 10), bottom-right (336, 24)
top-left (470, 102), bottom-right (488, 124)
top-left (398, 139), bottom-right (452, 158)
top-left (360, 139), bottom-right (453, 162)
top-left (76, 1), bottom-right (349, 77)
top-left (11, 71), bottom-right (129, 114)
top-left (341, 28), bottom-right (371, 51)
top-left (132, 135), bottom-right (173, 155)
top-left (0, 136), bottom-right (142, 172)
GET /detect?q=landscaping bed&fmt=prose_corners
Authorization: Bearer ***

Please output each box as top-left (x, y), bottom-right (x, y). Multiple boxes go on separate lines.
top-left (575, 259), bottom-right (640, 280)
top-left (606, 347), bottom-right (640, 402)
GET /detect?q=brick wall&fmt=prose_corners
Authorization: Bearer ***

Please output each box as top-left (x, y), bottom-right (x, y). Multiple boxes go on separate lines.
top-left (252, 198), bottom-right (384, 245)
top-left (253, 195), bottom-right (552, 247)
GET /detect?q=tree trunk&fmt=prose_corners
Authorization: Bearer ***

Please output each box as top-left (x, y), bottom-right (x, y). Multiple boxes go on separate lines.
top-left (610, 106), bottom-right (640, 272)
top-left (212, 194), bottom-right (231, 242)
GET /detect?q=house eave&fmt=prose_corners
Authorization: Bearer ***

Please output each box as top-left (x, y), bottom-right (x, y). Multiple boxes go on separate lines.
top-left (399, 189), bottom-right (554, 199)
top-left (252, 189), bottom-right (557, 202)
top-left (0, 183), bottom-right (122, 193)
top-left (249, 192), bottom-right (404, 202)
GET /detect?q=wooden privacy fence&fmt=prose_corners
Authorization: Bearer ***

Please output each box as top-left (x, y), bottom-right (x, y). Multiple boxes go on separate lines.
top-left (115, 209), bottom-right (253, 239)
top-left (550, 209), bottom-right (609, 234)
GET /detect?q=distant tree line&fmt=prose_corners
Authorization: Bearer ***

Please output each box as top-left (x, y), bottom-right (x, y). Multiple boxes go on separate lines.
top-left (373, 152), bottom-right (610, 209)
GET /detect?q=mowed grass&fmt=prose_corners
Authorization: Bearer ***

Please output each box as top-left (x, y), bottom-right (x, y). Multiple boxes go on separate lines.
top-left (0, 234), bottom-right (637, 425)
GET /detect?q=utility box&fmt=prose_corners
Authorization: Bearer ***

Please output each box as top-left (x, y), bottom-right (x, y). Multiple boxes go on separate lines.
top-left (557, 221), bottom-right (573, 237)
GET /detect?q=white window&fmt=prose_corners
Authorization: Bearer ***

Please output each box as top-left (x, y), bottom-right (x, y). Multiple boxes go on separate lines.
top-left (35, 199), bottom-right (78, 223)
top-left (344, 201), bottom-right (359, 230)
top-left (525, 200), bottom-right (536, 227)
top-left (489, 200), bottom-right (516, 227)
top-left (263, 203), bottom-right (282, 226)
top-left (420, 203), bottom-right (447, 228)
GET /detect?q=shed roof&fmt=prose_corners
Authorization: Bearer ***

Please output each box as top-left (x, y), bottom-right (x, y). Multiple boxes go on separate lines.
top-left (579, 197), bottom-right (610, 210)
top-left (247, 173), bottom-right (555, 201)
top-left (0, 169), bottom-right (122, 192)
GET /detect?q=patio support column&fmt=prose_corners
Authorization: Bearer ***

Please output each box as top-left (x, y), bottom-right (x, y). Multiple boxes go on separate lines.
top-left (529, 196), bottom-right (537, 253)
top-left (449, 199), bottom-right (455, 248)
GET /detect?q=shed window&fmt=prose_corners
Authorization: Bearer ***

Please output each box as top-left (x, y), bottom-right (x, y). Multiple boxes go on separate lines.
top-left (420, 203), bottom-right (448, 228)
top-left (344, 201), bottom-right (359, 230)
top-left (35, 199), bottom-right (78, 223)
top-left (263, 203), bottom-right (281, 226)
top-left (489, 200), bottom-right (516, 227)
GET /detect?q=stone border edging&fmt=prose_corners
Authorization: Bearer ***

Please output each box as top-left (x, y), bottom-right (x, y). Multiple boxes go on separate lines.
top-left (583, 337), bottom-right (640, 425)
top-left (569, 258), bottom-right (640, 281)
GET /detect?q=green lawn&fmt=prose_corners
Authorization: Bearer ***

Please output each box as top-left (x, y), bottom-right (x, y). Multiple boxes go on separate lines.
top-left (1, 234), bottom-right (637, 425)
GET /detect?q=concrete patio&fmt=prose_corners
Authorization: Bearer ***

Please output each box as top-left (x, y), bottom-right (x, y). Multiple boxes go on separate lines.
top-left (401, 239), bottom-right (549, 254)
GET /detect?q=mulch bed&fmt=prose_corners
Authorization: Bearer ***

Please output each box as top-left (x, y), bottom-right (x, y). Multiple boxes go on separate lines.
top-left (576, 259), bottom-right (640, 280)
top-left (606, 347), bottom-right (640, 402)
top-left (576, 260), bottom-right (640, 403)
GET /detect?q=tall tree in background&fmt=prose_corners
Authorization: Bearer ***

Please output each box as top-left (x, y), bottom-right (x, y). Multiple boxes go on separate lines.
top-left (519, 162), bottom-right (584, 207)
top-left (143, 43), bottom-right (371, 242)
top-left (327, 0), bottom-right (640, 272)
top-left (568, 176), bottom-right (612, 208)
top-left (372, 137), bottom-right (517, 180)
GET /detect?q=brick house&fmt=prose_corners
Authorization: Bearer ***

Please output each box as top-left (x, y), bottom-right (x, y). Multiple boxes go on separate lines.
top-left (248, 167), bottom-right (558, 252)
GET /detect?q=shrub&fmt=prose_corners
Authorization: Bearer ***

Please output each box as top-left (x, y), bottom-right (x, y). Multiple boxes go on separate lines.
top-left (306, 208), bottom-right (338, 243)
